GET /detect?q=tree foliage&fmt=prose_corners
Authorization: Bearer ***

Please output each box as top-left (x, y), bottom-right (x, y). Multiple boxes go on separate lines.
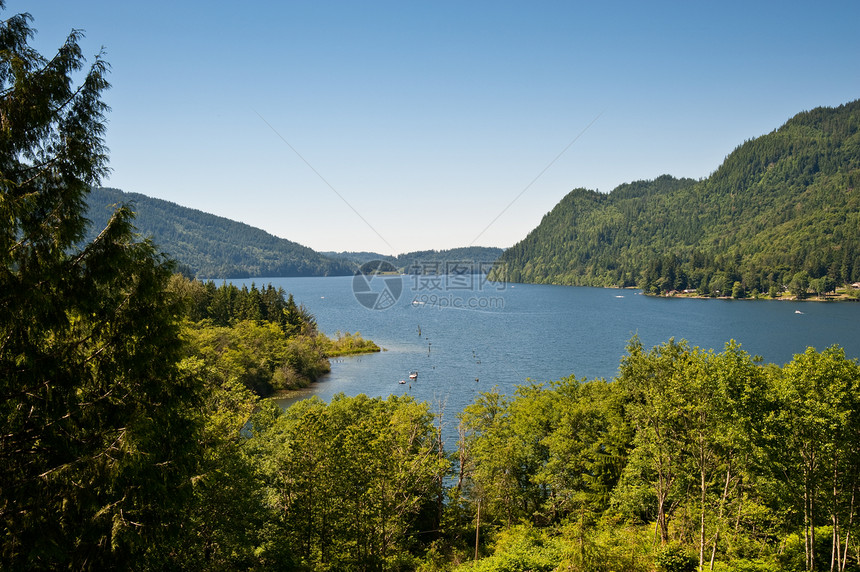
top-left (453, 342), bottom-right (860, 572)
top-left (248, 393), bottom-right (448, 570)
top-left (457, 378), bottom-right (630, 538)
top-left (327, 246), bottom-right (504, 269)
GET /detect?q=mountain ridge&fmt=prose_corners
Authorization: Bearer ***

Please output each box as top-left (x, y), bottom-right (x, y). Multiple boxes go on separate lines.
top-left (85, 189), bottom-right (505, 279)
top-left (85, 188), bottom-right (354, 278)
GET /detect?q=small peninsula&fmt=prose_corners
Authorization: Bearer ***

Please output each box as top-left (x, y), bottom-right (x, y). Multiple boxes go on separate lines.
top-left (170, 277), bottom-right (379, 396)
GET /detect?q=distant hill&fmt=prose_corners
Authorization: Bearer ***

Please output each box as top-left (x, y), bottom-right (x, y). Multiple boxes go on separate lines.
top-left (322, 251), bottom-right (389, 266)
top-left (84, 188), bottom-right (354, 278)
top-left (325, 246), bottom-right (505, 273)
top-left (498, 100), bottom-right (860, 296)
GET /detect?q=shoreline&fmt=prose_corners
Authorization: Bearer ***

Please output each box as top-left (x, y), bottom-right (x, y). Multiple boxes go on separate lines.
top-left (652, 291), bottom-right (860, 302)
top-left (268, 344), bottom-right (383, 401)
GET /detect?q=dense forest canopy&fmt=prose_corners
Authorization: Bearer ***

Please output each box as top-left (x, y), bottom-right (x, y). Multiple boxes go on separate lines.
top-left (449, 340), bottom-right (860, 572)
top-left (498, 101), bottom-right (860, 297)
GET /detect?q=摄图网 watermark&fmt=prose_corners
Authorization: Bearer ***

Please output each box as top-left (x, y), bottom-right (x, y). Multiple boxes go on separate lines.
top-left (352, 260), bottom-right (507, 311)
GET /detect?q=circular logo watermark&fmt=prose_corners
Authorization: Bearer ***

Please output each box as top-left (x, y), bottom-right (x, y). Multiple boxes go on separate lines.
top-left (352, 260), bottom-right (403, 310)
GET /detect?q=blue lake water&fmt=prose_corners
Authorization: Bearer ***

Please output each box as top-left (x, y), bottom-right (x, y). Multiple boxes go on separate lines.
top-left (232, 276), bottom-right (860, 434)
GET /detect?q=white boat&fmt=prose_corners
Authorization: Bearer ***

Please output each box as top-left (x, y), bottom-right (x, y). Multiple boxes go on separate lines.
top-left (398, 379), bottom-right (406, 384)
top-left (409, 370), bottom-right (418, 380)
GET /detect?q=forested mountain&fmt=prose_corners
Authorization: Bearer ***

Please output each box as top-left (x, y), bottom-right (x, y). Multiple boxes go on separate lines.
top-left (85, 187), bottom-right (354, 278)
top-left (499, 100), bottom-right (860, 296)
top-left (325, 246), bottom-right (505, 273)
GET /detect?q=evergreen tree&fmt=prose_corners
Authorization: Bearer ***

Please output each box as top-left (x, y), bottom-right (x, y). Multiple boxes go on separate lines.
top-left (0, 5), bottom-right (202, 567)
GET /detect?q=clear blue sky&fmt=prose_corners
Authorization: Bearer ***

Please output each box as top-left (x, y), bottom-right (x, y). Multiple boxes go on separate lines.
top-left (10, 1), bottom-right (860, 254)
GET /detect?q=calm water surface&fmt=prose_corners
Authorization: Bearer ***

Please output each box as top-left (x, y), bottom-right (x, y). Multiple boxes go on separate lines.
top-left (232, 276), bottom-right (860, 429)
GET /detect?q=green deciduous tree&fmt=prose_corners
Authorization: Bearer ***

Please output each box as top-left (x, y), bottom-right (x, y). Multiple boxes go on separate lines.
top-left (460, 384), bottom-right (556, 528)
top-left (764, 347), bottom-right (860, 571)
top-left (457, 377), bottom-right (632, 548)
top-left (732, 280), bottom-right (745, 299)
top-left (790, 271), bottom-right (811, 299)
top-left (165, 361), bottom-right (265, 570)
top-left (183, 319), bottom-right (330, 396)
top-left (539, 378), bottom-right (630, 527)
top-left (616, 339), bottom-right (773, 567)
top-left (249, 393), bottom-right (447, 570)
top-left (617, 339), bottom-right (693, 545)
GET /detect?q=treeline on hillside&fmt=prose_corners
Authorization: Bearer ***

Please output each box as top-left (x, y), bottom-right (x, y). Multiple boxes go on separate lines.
top-left (498, 101), bottom-right (860, 297)
top-left (86, 187), bottom-right (356, 278)
top-left (169, 277), bottom-right (379, 395)
top-left (326, 246), bottom-right (505, 274)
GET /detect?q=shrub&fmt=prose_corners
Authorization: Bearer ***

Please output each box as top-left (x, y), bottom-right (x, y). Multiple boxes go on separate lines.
top-left (654, 544), bottom-right (697, 572)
